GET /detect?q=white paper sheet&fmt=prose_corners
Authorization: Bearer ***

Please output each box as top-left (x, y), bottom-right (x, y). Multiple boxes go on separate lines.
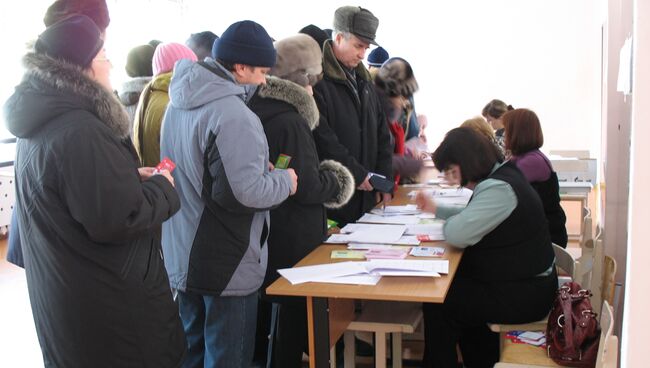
top-left (316, 274), bottom-right (382, 285)
top-left (366, 259), bottom-right (449, 274)
top-left (277, 262), bottom-right (367, 284)
top-left (404, 223), bottom-right (445, 236)
top-left (357, 213), bottom-right (421, 225)
top-left (347, 243), bottom-right (395, 250)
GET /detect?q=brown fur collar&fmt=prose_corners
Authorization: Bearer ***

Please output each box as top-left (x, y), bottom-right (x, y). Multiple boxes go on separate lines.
top-left (257, 77), bottom-right (320, 131)
top-left (22, 52), bottom-right (130, 138)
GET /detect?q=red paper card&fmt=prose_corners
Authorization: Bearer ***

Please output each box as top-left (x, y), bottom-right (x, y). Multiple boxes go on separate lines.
top-left (156, 157), bottom-right (176, 173)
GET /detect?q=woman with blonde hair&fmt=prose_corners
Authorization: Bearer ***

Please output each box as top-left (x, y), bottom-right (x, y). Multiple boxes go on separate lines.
top-left (461, 116), bottom-right (504, 159)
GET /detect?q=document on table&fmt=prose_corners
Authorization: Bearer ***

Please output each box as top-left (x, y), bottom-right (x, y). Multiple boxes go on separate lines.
top-left (365, 259), bottom-right (449, 274)
top-left (404, 223), bottom-right (445, 238)
top-left (326, 234), bottom-right (420, 245)
top-left (277, 259), bottom-right (450, 285)
top-left (369, 204), bottom-right (421, 216)
top-left (357, 213), bottom-right (421, 225)
top-left (277, 262), bottom-right (368, 284)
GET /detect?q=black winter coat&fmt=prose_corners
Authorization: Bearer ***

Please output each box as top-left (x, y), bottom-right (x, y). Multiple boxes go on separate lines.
top-left (3, 52), bottom-right (185, 367)
top-left (313, 40), bottom-right (393, 225)
top-left (249, 77), bottom-right (354, 292)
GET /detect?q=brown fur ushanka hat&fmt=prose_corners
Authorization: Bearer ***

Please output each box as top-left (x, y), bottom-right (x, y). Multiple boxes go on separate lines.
top-left (270, 34), bottom-right (322, 87)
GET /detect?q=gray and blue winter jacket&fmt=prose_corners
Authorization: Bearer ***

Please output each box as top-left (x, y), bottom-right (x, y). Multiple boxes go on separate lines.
top-left (160, 59), bottom-right (292, 296)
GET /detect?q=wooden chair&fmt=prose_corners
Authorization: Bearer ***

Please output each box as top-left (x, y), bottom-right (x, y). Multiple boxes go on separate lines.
top-left (342, 301), bottom-right (423, 368)
top-left (488, 244), bottom-right (579, 339)
top-left (494, 300), bottom-right (618, 368)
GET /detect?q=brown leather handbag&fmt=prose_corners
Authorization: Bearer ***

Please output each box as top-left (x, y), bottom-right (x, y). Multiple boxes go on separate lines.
top-left (546, 282), bottom-right (600, 367)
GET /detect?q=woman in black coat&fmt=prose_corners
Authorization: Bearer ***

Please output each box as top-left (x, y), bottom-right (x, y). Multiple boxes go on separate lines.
top-left (3, 16), bottom-right (185, 367)
top-left (249, 34), bottom-right (355, 368)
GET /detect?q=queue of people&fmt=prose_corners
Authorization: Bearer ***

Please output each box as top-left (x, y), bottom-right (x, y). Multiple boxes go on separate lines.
top-left (2, 1), bottom-right (567, 367)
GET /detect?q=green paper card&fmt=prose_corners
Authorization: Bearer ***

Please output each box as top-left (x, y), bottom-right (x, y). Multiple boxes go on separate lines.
top-left (327, 219), bottom-right (338, 230)
top-left (331, 250), bottom-right (366, 259)
top-left (275, 154), bottom-right (292, 170)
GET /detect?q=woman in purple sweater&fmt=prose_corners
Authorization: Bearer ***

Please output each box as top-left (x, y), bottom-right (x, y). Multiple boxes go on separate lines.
top-left (503, 108), bottom-right (568, 247)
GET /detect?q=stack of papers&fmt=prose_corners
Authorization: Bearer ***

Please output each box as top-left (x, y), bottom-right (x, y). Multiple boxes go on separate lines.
top-left (357, 213), bottom-right (421, 225)
top-left (277, 259), bottom-right (449, 285)
top-left (404, 223), bottom-right (445, 241)
top-left (327, 224), bottom-right (406, 244)
top-left (370, 204), bottom-right (421, 216)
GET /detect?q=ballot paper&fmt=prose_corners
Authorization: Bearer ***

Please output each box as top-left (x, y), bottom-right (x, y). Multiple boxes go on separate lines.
top-left (277, 259), bottom-right (449, 284)
top-left (369, 204), bottom-right (421, 216)
top-left (404, 223), bottom-right (445, 240)
top-left (357, 213), bottom-right (421, 225)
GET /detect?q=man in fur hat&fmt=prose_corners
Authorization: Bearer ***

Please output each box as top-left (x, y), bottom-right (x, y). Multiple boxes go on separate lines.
top-left (312, 6), bottom-right (393, 226)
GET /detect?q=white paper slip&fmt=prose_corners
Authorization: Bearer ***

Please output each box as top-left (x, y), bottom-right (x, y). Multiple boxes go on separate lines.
top-left (348, 243), bottom-right (394, 250)
top-left (277, 262), bottom-right (367, 284)
top-left (369, 204), bottom-right (421, 216)
top-left (316, 274), bottom-right (382, 285)
top-left (370, 270), bottom-right (440, 277)
top-left (366, 259), bottom-right (449, 274)
top-left (405, 223), bottom-right (444, 236)
top-left (391, 236), bottom-right (421, 245)
top-left (325, 234), bottom-right (352, 244)
top-left (417, 213), bottom-right (437, 219)
top-left (340, 223), bottom-right (406, 235)
top-left (358, 213), bottom-right (421, 225)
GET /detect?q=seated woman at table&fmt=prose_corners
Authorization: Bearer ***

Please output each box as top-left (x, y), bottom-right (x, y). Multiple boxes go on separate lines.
top-left (502, 108), bottom-right (568, 248)
top-left (415, 127), bottom-right (557, 368)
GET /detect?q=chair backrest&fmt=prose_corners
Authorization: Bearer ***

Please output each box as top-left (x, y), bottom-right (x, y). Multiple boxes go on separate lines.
top-left (553, 243), bottom-right (578, 280)
top-left (596, 301), bottom-right (618, 368)
top-left (576, 214), bottom-right (595, 288)
top-left (599, 255), bottom-right (617, 312)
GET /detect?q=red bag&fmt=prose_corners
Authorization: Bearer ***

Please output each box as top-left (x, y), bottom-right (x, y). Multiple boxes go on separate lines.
top-left (546, 282), bottom-right (600, 367)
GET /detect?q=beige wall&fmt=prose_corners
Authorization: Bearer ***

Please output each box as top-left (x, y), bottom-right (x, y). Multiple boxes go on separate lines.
top-left (621, 1), bottom-right (650, 365)
top-left (602, 0), bottom-right (633, 338)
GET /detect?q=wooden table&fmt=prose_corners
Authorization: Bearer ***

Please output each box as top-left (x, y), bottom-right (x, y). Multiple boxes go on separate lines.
top-left (266, 185), bottom-right (462, 368)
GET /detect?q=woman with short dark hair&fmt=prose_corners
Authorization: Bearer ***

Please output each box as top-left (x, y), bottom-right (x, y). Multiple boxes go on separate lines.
top-left (416, 127), bottom-right (557, 368)
top-left (503, 108), bottom-right (568, 247)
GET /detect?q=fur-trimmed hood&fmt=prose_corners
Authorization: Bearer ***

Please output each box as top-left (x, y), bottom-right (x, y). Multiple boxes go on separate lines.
top-left (118, 76), bottom-right (151, 106)
top-left (257, 76), bottom-right (319, 130)
top-left (4, 51), bottom-right (130, 139)
top-left (321, 39), bottom-right (372, 83)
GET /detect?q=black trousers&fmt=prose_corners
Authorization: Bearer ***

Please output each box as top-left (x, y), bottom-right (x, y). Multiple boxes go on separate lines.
top-left (255, 298), bottom-right (307, 368)
top-left (422, 269), bottom-right (557, 368)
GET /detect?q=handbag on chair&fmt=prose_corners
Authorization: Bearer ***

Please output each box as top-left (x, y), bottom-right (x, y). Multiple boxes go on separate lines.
top-left (546, 282), bottom-right (600, 367)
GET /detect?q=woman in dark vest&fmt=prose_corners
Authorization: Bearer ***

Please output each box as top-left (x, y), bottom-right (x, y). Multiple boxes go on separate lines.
top-left (502, 108), bottom-right (568, 247)
top-left (415, 127), bottom-right (557, 368)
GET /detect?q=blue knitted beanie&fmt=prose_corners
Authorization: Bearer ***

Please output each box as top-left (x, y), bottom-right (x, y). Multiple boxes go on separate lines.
top-left (367, 47), bottom-right (389, 67)
top-left (212, 20), bottom-right (276, 67)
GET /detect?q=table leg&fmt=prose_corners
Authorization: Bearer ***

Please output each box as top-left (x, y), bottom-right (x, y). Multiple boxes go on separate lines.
top-left (307, 296), bottom-right (331, 368)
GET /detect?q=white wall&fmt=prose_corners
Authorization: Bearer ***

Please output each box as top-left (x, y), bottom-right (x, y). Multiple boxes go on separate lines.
top-left (105, 0), bottom-right (604, 154)
top-left (0, 1), bottom-right (604, 156)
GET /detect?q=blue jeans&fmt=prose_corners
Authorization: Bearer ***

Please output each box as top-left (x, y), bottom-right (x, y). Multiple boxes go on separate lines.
top-left (178, 291), bottom-right (258, 368)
